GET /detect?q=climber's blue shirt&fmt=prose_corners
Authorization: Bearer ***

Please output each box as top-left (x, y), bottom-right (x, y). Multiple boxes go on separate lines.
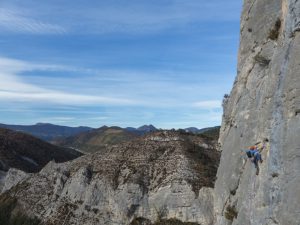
top-left (245, 150), bottom-right (258, 158)
top-left (245, 149), bottom-right (262, 165)
top-left (249, 150), bottom-right (258, 156)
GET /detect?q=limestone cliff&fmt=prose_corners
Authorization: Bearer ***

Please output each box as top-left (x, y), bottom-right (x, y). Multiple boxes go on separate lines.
top-left (214, 0), bottom-right (300, 224)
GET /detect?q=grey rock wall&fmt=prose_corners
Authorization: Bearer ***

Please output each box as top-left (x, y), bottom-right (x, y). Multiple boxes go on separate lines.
top-left (214, 0), bottom-right (300, 225)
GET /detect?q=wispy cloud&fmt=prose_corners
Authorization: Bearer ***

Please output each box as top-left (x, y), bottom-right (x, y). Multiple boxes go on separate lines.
top-left (0, 0), bottom-right (241, 35)
top-left (157, 110), bottom-right (222, 129)
top-left (0, 89), bottom-right (136, 105)
top-left (192, 100), bottom-right (222, 109)
top-left (0, 57), bottom-right (137, 106)
top-left (65, 1), bottom-right (240, 34)
top-left (0, 56), bottom-right (228, 110)
top-left (0, 9), bottom-right (66, 34)
top-left (0, 56), bottom-right (228, 128)
top-left (0, 1), bottom-right (240, 128)
top-left (35, 116), bottom-right (75, 124)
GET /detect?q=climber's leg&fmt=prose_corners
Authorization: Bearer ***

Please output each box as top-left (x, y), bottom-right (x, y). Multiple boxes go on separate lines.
top-left (256, 166), bottom-right (259, 175)
top-left (253, 157), bottom-right (260, 175)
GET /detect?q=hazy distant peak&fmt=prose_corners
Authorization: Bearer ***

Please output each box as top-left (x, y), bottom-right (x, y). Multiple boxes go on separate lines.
top-left (137, 124), bottom-right (157, 131)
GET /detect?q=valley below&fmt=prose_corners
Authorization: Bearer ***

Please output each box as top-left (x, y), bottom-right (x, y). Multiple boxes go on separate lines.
top-left (0, 129), bottom-right (220, 225)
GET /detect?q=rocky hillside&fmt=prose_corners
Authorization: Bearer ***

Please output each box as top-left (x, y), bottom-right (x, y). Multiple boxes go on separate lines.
top-left (214, 0), bottom-right (300, 224)
top-left (0, 123), bottom-right (93, 142)
top-left (55, 126), bottom-right (140, 153)
top-left (0, 130), bottom-right (220, 225)
top-left (0, 128), bottom-right (82, 174)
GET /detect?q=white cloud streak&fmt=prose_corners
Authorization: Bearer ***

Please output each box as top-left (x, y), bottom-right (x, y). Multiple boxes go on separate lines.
top-left (0, 56), bottom-right (226, 128)
top-left (0, 57), bottom-right (137, 106)
top-left (65, 1), bottom-right (240, 34)
top-left (0, 9), bottom-right (66, 34)
top-left (192, 100), bottom-right (221, 109)
top-left (0, 0), bottom-right (241, 35)
top-left (0, 56), bottom-right (227, 111)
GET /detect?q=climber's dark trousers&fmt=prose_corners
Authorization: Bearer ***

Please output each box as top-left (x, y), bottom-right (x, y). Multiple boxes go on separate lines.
top-left (253, 152), bottom-right (262, 175)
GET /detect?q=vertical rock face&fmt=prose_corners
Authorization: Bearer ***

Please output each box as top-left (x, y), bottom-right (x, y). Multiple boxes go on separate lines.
top-left (214, 0), bottom-right (300, 225)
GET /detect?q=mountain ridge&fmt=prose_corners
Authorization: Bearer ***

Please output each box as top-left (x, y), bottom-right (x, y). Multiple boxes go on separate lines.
top-left (0, 128), bottom-right (82, 173)
top-left (0, 123), bottom-right (93, 142)
top-left (54, 126), bottom-right (140, 153)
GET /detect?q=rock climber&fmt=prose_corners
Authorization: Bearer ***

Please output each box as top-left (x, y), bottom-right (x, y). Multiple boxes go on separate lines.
top-left (244, 146), bottom-right (263, 175)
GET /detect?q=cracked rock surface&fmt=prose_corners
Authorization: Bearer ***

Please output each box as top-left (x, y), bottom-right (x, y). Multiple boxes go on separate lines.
top-left (214, 0), bottom-right (300, 224)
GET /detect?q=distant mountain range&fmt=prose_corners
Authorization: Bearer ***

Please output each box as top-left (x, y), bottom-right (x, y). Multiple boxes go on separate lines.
top-left (184, 126), bottom-right (221, 134)
top-left (0, 123), bottom-right (93, 142)
top-left (0, 123), bottom-right (159, 142)
top-left (54, 125), bottom-right (220, 154)
top-left (0, 128), bottom-right (82, 174)
top-left (125, 124), bottom-right (158, 135)
top-left (0, 122), bottom-right (220, 154)
top-left (54, 126), bottom-right (140, 154)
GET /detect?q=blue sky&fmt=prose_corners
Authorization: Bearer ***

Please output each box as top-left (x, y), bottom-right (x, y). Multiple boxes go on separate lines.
top-left (0, 0), bottom-right (242, 129)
